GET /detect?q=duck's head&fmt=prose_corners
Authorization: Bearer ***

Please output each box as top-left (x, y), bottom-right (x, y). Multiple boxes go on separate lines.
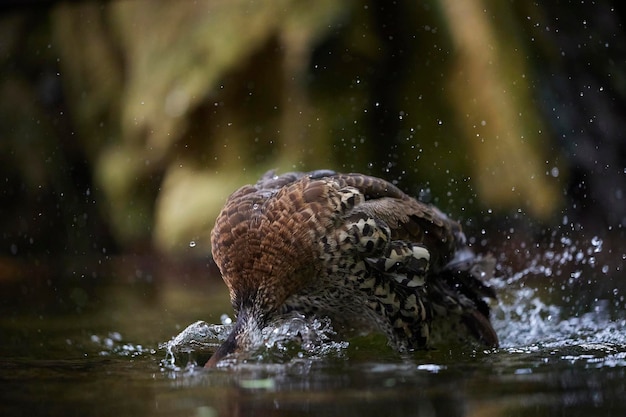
top-left (204, 182), bottom-right (323, 367)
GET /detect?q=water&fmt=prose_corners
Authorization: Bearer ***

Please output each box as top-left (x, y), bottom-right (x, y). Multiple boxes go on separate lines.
top-left (1, 231), bottom-right (625, 416)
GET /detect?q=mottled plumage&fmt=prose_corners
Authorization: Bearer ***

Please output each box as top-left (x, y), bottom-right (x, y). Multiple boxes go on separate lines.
top-left (206, 170), bottom-right (498, 366)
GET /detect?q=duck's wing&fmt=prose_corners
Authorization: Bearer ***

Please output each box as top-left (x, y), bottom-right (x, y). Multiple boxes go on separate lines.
top-left (328, 173), bottom-right (461, 271)
top-left (326, 173), bottom-right (498, 347)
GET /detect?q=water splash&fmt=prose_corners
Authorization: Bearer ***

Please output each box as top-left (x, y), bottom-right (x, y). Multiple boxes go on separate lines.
top-left (256, 313), bottom-right (349, 361)
top-left (489, 232), bottom-right (626, 352)
top-left (161, 313), bottom-right (348, 370)
top-left (160, 320), bottom-right (232, 369)
top-left (90, 332), bottom-right (156, 357)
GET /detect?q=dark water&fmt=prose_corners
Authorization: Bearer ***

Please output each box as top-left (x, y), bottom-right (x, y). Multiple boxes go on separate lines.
top-left (1, 231), bottom-right (625, 417)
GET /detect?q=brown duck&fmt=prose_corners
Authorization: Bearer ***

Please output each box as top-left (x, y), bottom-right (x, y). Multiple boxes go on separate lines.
top-left (205, 170), bottom-right (498, 367)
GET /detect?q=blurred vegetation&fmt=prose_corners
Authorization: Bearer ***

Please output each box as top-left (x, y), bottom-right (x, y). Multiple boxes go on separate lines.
top-left (1, 0), bottom-right (625, 267)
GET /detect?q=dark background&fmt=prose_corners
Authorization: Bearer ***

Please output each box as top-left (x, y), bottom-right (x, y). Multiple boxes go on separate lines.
top-left (1, 0), bottom-right (624, 281)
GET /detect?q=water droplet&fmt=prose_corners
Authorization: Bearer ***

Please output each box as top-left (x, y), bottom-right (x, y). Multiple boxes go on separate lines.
top-left (220, 314), bottom-right (232, 325)
top-left (590, 236), bottom-right (603, 254)
top-left (189, 241), bottom-right (196, 248)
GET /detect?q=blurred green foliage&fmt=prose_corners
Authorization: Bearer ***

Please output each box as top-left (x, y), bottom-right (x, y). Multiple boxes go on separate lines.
top-left (1, 0), bottom-right (624, 262)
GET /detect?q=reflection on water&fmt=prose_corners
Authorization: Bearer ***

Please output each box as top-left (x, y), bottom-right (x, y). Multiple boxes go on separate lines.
top-left (0, 231), bottom-right (625, 416)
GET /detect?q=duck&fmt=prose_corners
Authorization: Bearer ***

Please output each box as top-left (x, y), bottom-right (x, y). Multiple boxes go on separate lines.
top-left (205, 170), bottom-right (498, 367)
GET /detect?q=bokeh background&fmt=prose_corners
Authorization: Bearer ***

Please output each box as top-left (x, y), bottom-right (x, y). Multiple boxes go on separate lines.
top-left (1, 0), bottom-right (625, 295)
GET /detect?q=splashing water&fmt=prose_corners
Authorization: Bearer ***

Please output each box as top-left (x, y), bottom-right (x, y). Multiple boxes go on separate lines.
top-left (161, 312), bottom-right (348, 369)
top-left (91, 332), bottom-right (156, 358)
top-left (490, 233), bottom-right (626, 351)
top-left (159, 319), bottom-right (233, 370)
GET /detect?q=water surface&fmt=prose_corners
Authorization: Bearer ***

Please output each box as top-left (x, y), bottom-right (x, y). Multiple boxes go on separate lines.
top-left (1, 231), bottom-right (625, 417)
